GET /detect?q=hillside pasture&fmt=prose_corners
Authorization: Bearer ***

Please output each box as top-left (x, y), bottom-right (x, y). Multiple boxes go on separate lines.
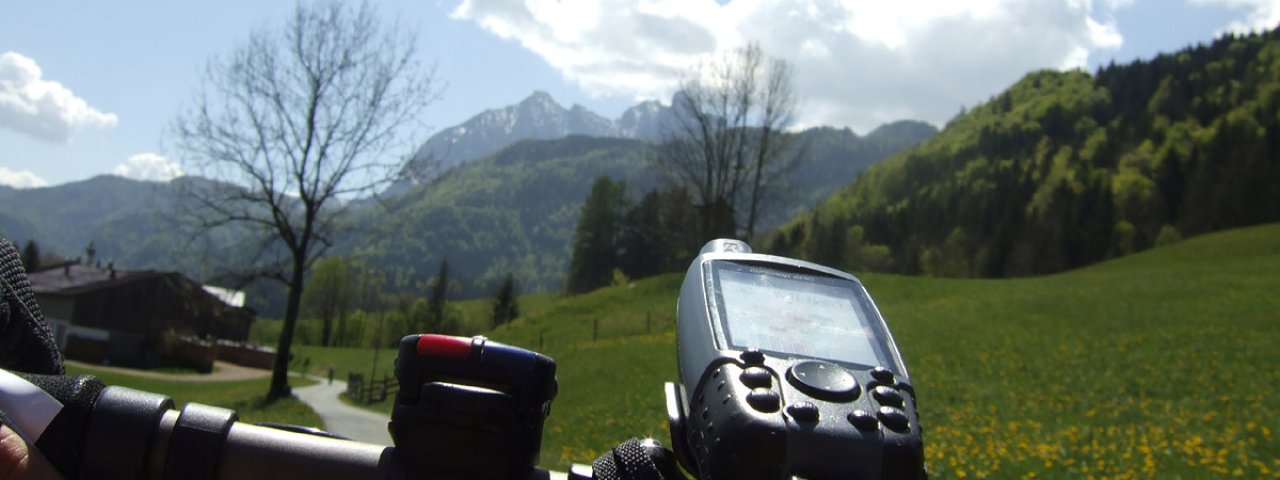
top-left (312, 224), bottom-right (1280, 478)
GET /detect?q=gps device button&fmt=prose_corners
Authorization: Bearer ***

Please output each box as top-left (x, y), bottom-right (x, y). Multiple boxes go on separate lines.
top-left (739, 367), bottom-right (773, 388)
top-left (877, 406), bottom-right (910, 432)
top-left (848, 409), bottom-right (879, 431)
top-left (787, 361), bottom-right (859, 400)
top-left (787, 401), bottom-right (820, 422)
top-left (740, 349), bottom-right (766, 365)
top-left (870, 366), bottom-right (895, 384)
top-left (746, 389), bottom-right (781, 413)
top-left (872, 386), bottom-right (904, 408)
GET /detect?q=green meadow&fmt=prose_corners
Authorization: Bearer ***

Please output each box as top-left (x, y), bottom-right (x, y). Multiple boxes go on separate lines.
top-left (296, 223), bottom-right (1280, 478)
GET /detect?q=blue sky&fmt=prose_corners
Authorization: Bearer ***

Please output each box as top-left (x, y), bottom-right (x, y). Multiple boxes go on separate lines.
top-left (1, 0), bottom-right (1276, 188)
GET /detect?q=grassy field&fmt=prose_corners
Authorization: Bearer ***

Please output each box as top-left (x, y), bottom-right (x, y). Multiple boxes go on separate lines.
top-left (65, 364), bottom-right (322, 427)
top-left (866, 224), bottom-right (1280, 479)
top-left (308, 223), bottom-right (1280, 478)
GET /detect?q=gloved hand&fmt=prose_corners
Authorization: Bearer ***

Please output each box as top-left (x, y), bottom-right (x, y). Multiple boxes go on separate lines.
top-left (0, 424), bottom-right (61, 480)
top-left (0, 238), bottom-right (64, 480)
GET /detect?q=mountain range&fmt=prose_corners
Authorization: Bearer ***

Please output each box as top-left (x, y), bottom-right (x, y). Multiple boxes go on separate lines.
top-left (1, 93), bottom-right (935, 315)
top-left (352, 122), bottom-right (934, 298)
top-left (5, 28), bottom-right (1275, 323)
top-left (393, 91), bottom-right (682, 191)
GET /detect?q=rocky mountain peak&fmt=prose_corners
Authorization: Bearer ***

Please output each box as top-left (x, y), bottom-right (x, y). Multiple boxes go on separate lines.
top-left (393, 91), bottom-right (678, 191)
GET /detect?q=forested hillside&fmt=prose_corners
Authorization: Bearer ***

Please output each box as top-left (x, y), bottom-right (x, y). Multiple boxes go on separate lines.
top-left (0, 120), bottom-right (930, 314)
top-left (346, 135), bottom-right (659, 296)
top-left (0, 175), bottom-right (167, 259)
top-left (342, 123), bottom-right (933, 298)
top-left (764, 28), bottom-right (1280, 277)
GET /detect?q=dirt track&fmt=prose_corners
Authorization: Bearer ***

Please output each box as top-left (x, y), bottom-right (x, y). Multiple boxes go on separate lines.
top-left (64, 359), bottom-right (273, 382)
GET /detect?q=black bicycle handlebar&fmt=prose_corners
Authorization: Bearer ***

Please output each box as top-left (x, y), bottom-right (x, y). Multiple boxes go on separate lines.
top-left (0, 238), bottom-right (677, 480)
top-left (15, 372), bottom-right (577, 480)
top-left (170, 407), bottom-right (567, 480)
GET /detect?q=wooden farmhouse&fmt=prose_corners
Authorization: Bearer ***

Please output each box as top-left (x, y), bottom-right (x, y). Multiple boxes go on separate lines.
top-left (30, 261), bottom-right (256, 370)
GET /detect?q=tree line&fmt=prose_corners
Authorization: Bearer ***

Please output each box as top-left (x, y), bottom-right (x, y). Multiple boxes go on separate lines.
top-left (566, 43), bottom-right (805, 294)
top-left (566, 177), bottom-right (705, 294)
top-left (764, 27), bottom-right (1280, 277)
top-left (256, 256), bottom-right (520, 347)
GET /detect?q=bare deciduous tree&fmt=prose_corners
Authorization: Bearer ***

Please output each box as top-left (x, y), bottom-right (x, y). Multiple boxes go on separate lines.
top-left (658, 43), bottom-right (801, 240)
top-left (172, 1), bottom-right (441, 399)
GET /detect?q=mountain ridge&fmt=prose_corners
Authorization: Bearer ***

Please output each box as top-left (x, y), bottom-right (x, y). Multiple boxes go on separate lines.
top-left (393, 91), bottom-right (683, 190)
top-left (0, 117), bottom-right (934, 315)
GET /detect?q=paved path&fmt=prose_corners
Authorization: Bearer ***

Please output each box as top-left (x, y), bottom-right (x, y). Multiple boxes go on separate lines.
top-left (66, 360), bottom-right (271, 382)
top-left (293, 378), bottom-right (393, 446)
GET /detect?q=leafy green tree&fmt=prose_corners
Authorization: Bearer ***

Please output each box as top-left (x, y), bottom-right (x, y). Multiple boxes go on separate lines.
top-left (395, 293), bottom-right (430, 335)
top-left (1155, 224), bottom-right (1182, 247)
top-left (302, 257), bottom-right (354, 347)
top-left (939, 227), bottom-right (970, 277)
top-left (567, 176), bottom-right (629, 294)
top-left (1110, 221), bottom-right (1137, 257)
top-left (491, 273), bottom-right (519, 329)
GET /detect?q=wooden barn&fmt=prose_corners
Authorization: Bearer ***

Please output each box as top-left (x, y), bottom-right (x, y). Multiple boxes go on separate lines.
top-left (30, 261), bottom-right (255, 369)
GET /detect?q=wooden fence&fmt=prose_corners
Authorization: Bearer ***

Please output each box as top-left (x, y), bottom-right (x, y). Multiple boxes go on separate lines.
top-left (535, 311), bottom-right (675, 349)
top-left (347, 372), bottom-right (399, 404)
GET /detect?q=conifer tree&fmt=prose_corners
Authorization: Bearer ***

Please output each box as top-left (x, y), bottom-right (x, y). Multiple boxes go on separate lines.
top-left (20, 240), bottom-right (39, 272)
top-left (491, 273), bottom-right (519, 329)
top-left (427, 260), bottom-right (450, 332)
top-left (567, 177), bottom-right (628, 294)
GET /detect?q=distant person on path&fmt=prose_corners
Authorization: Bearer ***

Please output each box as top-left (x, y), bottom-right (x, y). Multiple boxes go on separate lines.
top-left (328, 365), bottom-right (335, 385)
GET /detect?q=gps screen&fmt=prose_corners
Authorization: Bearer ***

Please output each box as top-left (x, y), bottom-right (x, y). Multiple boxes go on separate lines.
top-left (713, 262), bottom-right (887, 368)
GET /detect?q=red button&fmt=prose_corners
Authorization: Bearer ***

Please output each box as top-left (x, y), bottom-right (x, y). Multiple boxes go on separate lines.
top-left (416, 334), bottom-right (472, 359)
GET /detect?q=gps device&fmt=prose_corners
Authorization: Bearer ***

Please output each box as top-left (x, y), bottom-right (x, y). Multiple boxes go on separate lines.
top-left (665, 239), bottom-right (924, 479)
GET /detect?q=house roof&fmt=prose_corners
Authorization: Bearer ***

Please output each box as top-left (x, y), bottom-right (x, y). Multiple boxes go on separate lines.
top-left (202, 285), bottom-right (246, 308)
top-left (29, 263), bottom-right (162, 296)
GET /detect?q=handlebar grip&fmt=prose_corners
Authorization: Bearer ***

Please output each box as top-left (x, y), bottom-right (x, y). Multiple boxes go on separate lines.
top-left (157, 404), bottom-right (574, 480)
top-left (215, 421), bottom-right (569, 480)
top-left (82, 386), bottom-right (173, 479)
top-left (9, 372), bottom-right (572, 479)
top-left (213, 418), bottom-right (399, 480)
top-left (14, 372), bottom-right (106, 479)
top-left (90, 401), bottom-right (567, 480)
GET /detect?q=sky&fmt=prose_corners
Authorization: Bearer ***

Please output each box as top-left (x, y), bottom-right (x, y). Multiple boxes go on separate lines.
top-left (1, 0), bottom-right (1277, 189)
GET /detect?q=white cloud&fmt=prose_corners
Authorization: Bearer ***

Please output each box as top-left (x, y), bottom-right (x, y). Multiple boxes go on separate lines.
top-left (0, 167), bottom-right (48, 189)
top-left (0, 51), bottom-right (119, 143)
top-left (112, 153), bottom-right (184, 182)
top-left (453, 0), bottom-right (725, 98)
top-left (452, 0), bottom-right (1128, 132)
top-left (1190, 0), bottom-right (1280, 34)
